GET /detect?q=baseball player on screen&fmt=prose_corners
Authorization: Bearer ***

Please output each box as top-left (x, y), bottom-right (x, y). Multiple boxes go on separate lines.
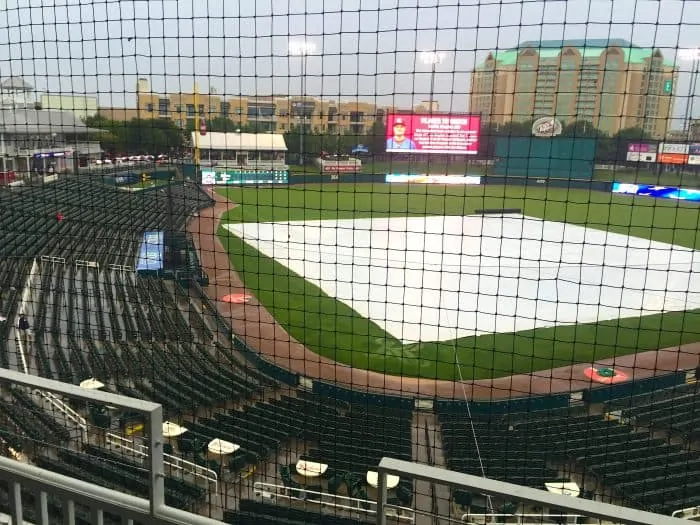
top-left (386, 117), bottom-right (417, 150)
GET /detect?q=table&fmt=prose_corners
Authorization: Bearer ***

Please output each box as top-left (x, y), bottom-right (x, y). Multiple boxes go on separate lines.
top-left (207, 439), bottom-right (240, 455)
top-left (545, 481), bottom-right (580, 498)
top-left (295, 459), bottom-right (328, 477)
top-left (366, 471), bottom-right (400, 489)
top-left (162, 422), bottom-right (188, 438)
top-left (79, 378), bottom-right (105, 390)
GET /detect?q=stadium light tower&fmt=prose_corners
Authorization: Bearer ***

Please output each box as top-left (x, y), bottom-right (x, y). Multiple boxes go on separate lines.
top-left (289, 39), bottom-right (317, 165)
top-left (679, 48), bottom-right (700, 140)
top-left (420, 51), bottom-right (444, 113)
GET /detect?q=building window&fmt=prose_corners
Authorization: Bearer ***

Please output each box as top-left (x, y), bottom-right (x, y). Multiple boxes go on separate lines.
top-left (247, 104), bottom-right (276, 119)
top-left (198, 104), bottom-right (204, 115)
top-left (220, 102), bottom-right (230, 117)
top-left (291, 101), bottom-right (315, 117)
top-left (158, 98), bottom-right (169, 116)
top-left (236, 107), bottom-right (243, 115)
top-left (350, 111), bottom-right (364, 122)
top-left (186, 104), bottom-right (195, 117)
top-left (146, 103), bottom-right (153, 112)
top-left (175, 105), bottom-right (182, 113)
top-left (328, 107), bottom-right (338, 121)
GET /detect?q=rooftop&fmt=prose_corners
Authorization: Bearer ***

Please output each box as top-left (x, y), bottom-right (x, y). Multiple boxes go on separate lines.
top-left (477, 38), bottom-right (675, 68)
top-left (0, 108), bottom-right (101, 134)
top-left (0, 76), bottom-right (34, 91)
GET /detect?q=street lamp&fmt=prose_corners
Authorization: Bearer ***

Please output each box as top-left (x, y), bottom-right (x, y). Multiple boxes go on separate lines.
top-left (679, 48), bottom-right (700, 141)
top-left (289, 39), bottom-right (317, 165)
top-left (420, 51), bottom-right (444, 113)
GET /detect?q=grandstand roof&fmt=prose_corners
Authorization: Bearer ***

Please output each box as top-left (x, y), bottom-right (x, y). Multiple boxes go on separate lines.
top-left (0, 108), bottom-right (101, 134)
top-left (477, 39), bottom-right (675, 68)
top-left (192, 131), bottom-right (288, 151)
top-left (0, 76), bottom-right (34, 91)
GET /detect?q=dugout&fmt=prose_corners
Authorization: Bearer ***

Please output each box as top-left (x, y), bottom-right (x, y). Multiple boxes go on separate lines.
top-left (493, 137), bottom-right (596, 179)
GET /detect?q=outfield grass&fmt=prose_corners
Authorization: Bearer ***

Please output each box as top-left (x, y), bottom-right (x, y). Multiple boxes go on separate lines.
top-left (218, 183), bottom-right (700, 380)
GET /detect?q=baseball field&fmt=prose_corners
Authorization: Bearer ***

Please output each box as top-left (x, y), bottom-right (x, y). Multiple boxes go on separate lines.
top-left (217, 181), bottom-right (700, 381)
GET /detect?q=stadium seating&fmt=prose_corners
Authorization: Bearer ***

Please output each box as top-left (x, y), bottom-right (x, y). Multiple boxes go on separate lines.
top-left (439, 406), bottom-right (700, 515)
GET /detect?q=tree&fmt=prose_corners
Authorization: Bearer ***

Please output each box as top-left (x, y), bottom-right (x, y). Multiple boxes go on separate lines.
top-left (83, 116), bottom-right (184, 155)
top-left (561, 120), bottom-right (599, 138)
top-left (366, 119), bottom-right (386, 154)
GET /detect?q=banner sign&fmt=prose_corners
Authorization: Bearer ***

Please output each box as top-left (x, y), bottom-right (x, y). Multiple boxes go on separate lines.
top-left (385, 174), bottom-right (481, 185)
top-left (612, 182), bottom-right (700, 202)
top-left (688, 143), bottom-right (700, 165)
top-left (658, 143), bottom-right (689, 164)
top-left (135, 231), bottom-right (164, 271)
top-left (626, 143), bottom-right (657, 162)
top-left (385, 113), bottom-right (480, 154)
top-left (201, 169), bottom-right (288, 185)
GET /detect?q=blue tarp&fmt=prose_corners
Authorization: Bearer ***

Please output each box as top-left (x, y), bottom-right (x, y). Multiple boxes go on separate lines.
top-left (135, 231), bottom-right (164, 271)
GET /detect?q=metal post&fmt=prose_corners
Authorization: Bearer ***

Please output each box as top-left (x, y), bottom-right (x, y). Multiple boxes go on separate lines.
top-left (300, 53), bottom-right (306, 165)
top-left (148, 403), bottom-right (165, 515)
top-left (193, 82), bottom-right (201, 166)
top-left (9, 481), bottom-right (23, 525)
top-left (429, 63), bottom-right (436, 114)
top-left (376, 471), bottom-right (387, 525)
top-left (1, 132), bottom-right (6, 174)
top-left (686, 60), bottom-right (699, 141)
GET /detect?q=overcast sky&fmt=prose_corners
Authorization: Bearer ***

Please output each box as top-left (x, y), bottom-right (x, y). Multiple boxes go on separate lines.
top-left (0, 0), bottom-right (698, 128)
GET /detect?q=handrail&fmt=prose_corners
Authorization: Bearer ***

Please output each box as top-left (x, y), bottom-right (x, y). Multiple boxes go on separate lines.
top-left (17, 258), bottom-right (89, 442)
top-left (0, 455), bottom-right (223, 525)
top-left (376, 458), bottom-right (689, 525)
top-left (106, 433), bottom-right (218, 490)
top-left (253, 481), bottom-right (415, 523)
top-left (460, 513), bottom-right (586, 524)
top-left (42, 390), bottom-right (88, 442)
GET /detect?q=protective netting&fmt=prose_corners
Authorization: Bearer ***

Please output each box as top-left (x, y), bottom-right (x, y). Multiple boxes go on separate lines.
top-left (0, 1), bottom-right (698, 524)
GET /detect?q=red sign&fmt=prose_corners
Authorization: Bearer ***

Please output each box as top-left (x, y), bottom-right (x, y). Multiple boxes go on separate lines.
top-left (199, 118), bottom-right (207, 136)
top-left (657, 152), bottom-right (688, 164)
top-left (385, 113), bottom-right (480, 154)
top-left (322, 163), bottom-right (360, 174)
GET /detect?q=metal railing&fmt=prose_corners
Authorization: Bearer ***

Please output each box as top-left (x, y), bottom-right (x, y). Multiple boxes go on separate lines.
top-left (375, 458), bottom-right (691, 525)
top-left (106, 432), bottom-right (219, 489)
top-left (253, 481), bottom-right (415, 523)
top-left (0, 368), bottom-right (222, 525)
top-left (16, 258), bottom-right (89, 441)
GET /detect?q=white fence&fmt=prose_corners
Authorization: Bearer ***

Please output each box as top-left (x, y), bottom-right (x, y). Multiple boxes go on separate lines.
top-left (106, 433), bottom-right (219, 490)
top-left (253, 481), bottom-right (415, 523)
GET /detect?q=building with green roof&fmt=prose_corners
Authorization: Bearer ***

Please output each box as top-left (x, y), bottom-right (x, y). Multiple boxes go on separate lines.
top-left (470, 39), bottom-right (678, 139)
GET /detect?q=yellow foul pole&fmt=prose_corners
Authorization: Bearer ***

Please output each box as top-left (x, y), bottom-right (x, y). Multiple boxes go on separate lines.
top-left (193, 82), bottom-right (200, 165)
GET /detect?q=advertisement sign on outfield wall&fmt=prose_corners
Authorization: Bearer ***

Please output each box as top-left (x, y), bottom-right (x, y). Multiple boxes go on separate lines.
top-left (201, 169), bottom-right (289, 185)
top-left (626, 143), bottom-right (658, 162)
top-left (612, 182), bottom-right (700, 202)
top-left (385, 174), bottom-right (481, 185)
top-left (688, 144), bottom-right (700, 165)
top-left (658, 143), bottom-right (690, 164)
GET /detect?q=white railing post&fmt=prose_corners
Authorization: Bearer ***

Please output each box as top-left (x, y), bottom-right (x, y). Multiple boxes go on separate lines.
top-left (377, 469), bottom-right (388, 525)
top-left (148, 404), bottom-right (165, 515)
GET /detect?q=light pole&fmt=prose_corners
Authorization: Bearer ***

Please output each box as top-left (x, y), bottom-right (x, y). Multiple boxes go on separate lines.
top-left (679, 48), bottom-right (700, 141)
top-left (289, 40), bottom-right (316, 165)
top-left (420, 51), bottom-right (444, 113)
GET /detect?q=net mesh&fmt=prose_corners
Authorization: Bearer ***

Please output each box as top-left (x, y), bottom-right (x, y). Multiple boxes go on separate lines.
top-left (0, 0), bottom-right (698, 523)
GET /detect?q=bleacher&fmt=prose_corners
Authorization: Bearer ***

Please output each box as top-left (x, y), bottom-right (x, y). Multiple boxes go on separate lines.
top-left (439, 403), bottom-right (700, 516)
top-left (0, 177), bottom-right (212, 266)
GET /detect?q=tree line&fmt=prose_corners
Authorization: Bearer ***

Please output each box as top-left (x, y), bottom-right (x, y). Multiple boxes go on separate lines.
top-left (478, 119), bottom-right (654, 163)
top-left (83, 114), bottom-right (651, 163)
